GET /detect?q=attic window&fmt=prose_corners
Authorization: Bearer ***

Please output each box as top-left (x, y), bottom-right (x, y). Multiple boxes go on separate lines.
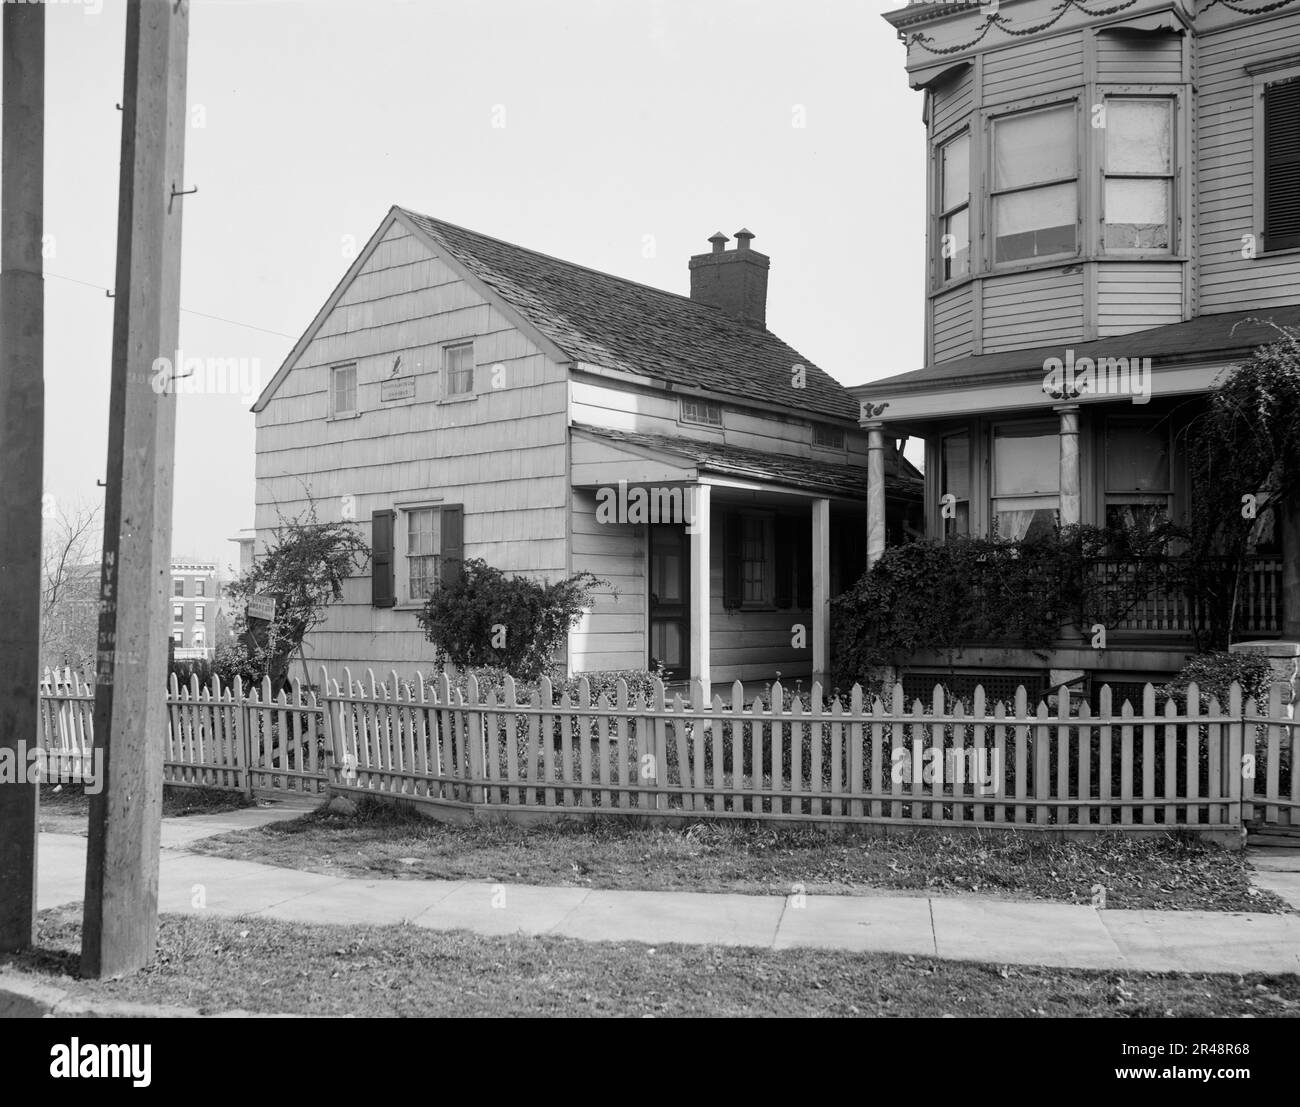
top-left (331, 364), bottom-right (358, 417)
top-left (813, 425), bottom-right (846, 450)
top-left (681, 399), bottom-right (723, 427)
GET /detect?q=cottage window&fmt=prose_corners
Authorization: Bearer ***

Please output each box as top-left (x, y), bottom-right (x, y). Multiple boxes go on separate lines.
top-left (405, 507), bottom-right (442, 601)
top-left (1263, 74), bottom-right (1300, 252)
top-left (173, 605), bottom-right (184, 623)
top-left (938, 131), bottom-right (971, 281)
top-left (991, 422), bottom-right (1059, 540)
top-left (681, 398), bottom-right (723, 427)
top-left (812, 424), bottom-right (845, 450)
top-left (331, 364), bottom-right (358, 417)
top-left (1104, 418), bottom-right (1172, 536)
top-left (940, 432), bottom-right (971, 538)
top-left (445, 343), bottom-right (474, 396)
top-left (740, 514), bottom-right (772, 606)
top-left (991, 104), bottom-right (1078, 264)
top-left (1103, 98), bottom-right (1174, 253)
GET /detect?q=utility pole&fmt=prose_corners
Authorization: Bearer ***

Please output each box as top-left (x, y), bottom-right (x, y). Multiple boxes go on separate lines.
top-left (82, 0), bottom-right (189, 979)
top-left (0, 1), bottom-right (45, 955)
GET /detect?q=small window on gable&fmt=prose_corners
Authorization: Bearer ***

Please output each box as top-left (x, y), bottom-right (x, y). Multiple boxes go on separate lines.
top-left (331, 364), bottom-right (358, 417)
top-left (445, 343), bottom-right (474, 396)
top-left (681, 399), bottom-right (723, 427)
top-left (813, 424), bottom-right (845, 450)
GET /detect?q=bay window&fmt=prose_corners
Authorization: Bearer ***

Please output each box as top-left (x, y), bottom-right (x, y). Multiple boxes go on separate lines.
top-left (992, 103), bottom-right (1078, 264)
top-left (938, 131), bottom-right (971, 281)
top-left (992, 422), bottom-right (1059, 540)
top-left (1103, 98), bottom-right (1174, 252)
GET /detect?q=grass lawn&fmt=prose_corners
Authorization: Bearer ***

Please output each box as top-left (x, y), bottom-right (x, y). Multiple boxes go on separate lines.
top-left (6, 904), bottom-right (1297, 1017)
top-left (39, 783), bottom-right (254, 836)
top-left (185, 796), bottom-right (1290, 913)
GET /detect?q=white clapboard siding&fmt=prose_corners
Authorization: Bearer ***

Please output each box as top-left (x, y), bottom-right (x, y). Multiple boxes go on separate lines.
top-left (980, 267), bottom-right (1085, 353)
top-left (1095, 29), bottom-right (1184, 82)
top-left (1196, 14), bottom-right (1300, 311)
top-left (931, 62), bottom-right (974, 136)
top-left (569, 488), bottom-right (646, 673)
top-left (568, 377), bottom-right (866, 464)
top-left (932, 283), bottom-right (974, 363)
top-left (1096, 263), bottom-right (1186, 337)
top-left (982, 30), bottom-right (1085, 107)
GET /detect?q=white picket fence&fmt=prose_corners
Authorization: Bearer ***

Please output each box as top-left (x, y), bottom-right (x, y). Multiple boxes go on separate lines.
top-left (37, 668), bottom-right (326, 796)
top-left (34, 666), bottom-right (1299, 837)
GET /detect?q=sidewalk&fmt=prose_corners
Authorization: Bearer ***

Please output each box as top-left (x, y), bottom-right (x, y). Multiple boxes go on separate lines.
top-left (33, 808), bottom-right (1300, 975)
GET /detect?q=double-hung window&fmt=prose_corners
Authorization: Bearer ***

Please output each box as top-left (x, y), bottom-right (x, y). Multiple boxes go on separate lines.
top-left (444, 343), bottom-right (474, 396)
top-left (1104, 418), bottom-right (1172, 536)
top-left (1102, 98), bottom-right (1174, 252)
top-left (938, 131), bottom-right (971, 281)
top-left (740, 514), bottom-right (772, 606)
top-left (991, 422), bottom-right (1059, 540)
top-left (405, 507), bottom-right (442, 602)
top-left (940, 432), bottom-right (971, 539)
top-left (991, 103), bottom-right (1078, 264)
top-left (331, 364), bottom-right (358, 417)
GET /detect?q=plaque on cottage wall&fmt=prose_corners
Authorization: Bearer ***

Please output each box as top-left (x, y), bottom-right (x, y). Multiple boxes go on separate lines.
top-left (379, 353), bottom-right (416, 403)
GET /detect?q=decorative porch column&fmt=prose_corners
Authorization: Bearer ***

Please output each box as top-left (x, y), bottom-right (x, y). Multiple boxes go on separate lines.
top-left (1055, 403), bottom-right (1081, 527)
top-left (865, 421), bottom-right (887, 567)
top-left (689, 484), bottom-right (711, 705)
top-left (812, 498), bottom-right (831, 681)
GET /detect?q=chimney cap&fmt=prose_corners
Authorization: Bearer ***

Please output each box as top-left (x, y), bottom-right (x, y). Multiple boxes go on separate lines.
top-left (708, 231), bottom-right (729, 253)
top-left (734, 228), bottom-right (755, 250)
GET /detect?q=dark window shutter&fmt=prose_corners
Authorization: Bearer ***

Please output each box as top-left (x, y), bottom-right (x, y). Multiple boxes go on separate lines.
top-left (371, 510), bottom-right (395, 608)
top-left (1264, 77), bottom-right (1300, 252)
top-left (440, 504), bottom-right (464, 588)
top-left (774, 520), bottom-right (794, 610)
top-left (722, 510), bottom-right (743, 610)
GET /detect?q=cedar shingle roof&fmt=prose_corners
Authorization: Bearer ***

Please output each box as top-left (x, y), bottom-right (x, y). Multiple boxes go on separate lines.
top-left (400, 209), bottom-right (860, 422)
top-left (573, 424), bottom-right (923, 500)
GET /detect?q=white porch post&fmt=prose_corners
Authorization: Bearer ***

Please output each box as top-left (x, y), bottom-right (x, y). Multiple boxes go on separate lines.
top-left (1056, 403), bottom-right (1081, 527)
top-left (812, 497), bottom-right (831, 682)
top-left (865, 421), bottom-right (887, 567)
top-left (689, 484), bottom-right (711, 704)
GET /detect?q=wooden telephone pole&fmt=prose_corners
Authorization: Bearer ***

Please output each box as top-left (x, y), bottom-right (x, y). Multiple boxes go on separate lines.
top-left (82, 0), bottom-right (189, 979)
top-left (0, 1), bottom-right (45, 955)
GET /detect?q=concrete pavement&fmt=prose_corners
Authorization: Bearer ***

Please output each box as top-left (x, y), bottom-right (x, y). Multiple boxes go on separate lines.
top-left (30, 809), bottom-right (1300, 975)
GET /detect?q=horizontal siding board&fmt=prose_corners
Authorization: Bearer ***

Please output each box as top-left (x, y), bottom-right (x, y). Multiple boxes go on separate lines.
top-left (981, 269), bottom-right (1085, 351)
top-left (982, 31), bottom-right (1085, 105)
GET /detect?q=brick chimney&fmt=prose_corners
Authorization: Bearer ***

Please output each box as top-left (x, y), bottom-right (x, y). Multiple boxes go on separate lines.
top-left (688, 229), bottom-right (769, 328)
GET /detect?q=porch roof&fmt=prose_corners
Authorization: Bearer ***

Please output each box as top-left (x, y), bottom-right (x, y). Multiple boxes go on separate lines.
top-left (853, 304), bottom-right (1300, 396)
top-left (571, 423), bottom-right (923, 501)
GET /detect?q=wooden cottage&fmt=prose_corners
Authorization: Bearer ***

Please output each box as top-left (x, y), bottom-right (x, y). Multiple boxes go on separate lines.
top-left (251, 209), bottom-right (922, 692)
top-left (852, 0), bottom-right (1300, 699)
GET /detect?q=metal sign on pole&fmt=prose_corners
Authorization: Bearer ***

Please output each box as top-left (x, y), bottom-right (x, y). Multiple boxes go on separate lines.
top-left (0, 0), bottom-right (45, 955)
top-left (82, 0), bottom-right (190, 980)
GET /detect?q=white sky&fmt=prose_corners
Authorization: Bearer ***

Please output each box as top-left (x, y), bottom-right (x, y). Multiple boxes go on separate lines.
top-left (39, 0), bottom-right (925, 569)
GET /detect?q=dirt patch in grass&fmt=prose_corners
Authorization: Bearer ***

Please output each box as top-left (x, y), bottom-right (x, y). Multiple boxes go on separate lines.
top-left (6, 904), bottom-right (1296, 1018)
top-left (38, 784), bottom-right (254, 836)
top-left (185, 797), bottom-right (1289, 913)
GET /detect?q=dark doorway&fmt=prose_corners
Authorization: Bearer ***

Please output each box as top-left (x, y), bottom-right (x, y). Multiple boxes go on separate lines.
top-left (648, 524), bottom-right (689, 681)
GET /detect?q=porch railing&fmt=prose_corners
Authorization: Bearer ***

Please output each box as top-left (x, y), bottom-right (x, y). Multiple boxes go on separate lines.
top-left (1088, 555), bottom-right (1283, 637)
